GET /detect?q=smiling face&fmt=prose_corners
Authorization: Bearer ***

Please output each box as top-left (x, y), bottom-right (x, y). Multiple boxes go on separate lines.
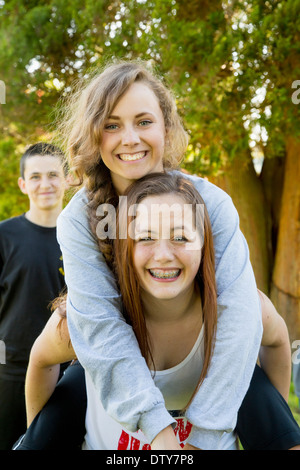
top-left (100, 82), bottom-right (166, 194)
top-left (18, 155), bottom-right (66, 212)
top-left (132, 193), bottom-right (202, 302)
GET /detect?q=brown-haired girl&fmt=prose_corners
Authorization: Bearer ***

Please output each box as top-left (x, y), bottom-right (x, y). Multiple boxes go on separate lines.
top-left (83, 172), bottom-right (233, 449)
top-left (23, 173), bottom-right (300, 450)
top-left (55, 59), bottom-right (263, 449)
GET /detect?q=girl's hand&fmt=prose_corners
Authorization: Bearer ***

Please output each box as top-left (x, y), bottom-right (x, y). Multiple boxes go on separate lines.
top-left (151, 425), bottom-right (182, 450)
top-left (183, 442), bottom-right (200, 451)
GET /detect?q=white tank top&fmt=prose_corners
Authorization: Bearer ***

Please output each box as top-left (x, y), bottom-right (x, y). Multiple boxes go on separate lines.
top-left (82, 326), bottom-right (237, 450)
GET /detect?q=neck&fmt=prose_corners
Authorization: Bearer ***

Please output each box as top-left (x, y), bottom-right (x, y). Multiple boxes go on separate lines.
top-left (111, 173), bottom-right (134, 196)
top-left (25, 206), bottom-right (62, 227)
top-left (141, 283), bottom-right (202, 326)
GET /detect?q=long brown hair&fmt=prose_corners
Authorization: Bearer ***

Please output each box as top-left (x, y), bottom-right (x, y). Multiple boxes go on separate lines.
top-left (114, 172), bottom-right (217, 409)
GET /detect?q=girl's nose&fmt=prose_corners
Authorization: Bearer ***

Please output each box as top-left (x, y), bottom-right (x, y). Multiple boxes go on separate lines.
top-left (121, 126), bottom-right (141, 146)
top-left (153, 240), bottom-right (175, 262)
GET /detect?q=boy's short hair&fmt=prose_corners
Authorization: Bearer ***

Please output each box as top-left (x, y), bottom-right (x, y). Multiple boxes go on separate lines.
top-left (20, 142), bottom-right (67, 179)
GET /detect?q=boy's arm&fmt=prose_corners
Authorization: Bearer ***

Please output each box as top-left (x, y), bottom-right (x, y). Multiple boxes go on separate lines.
top-left (25, 310), bottom-right (76, 427)
top-left (259, 290), bottom-right (291, 401)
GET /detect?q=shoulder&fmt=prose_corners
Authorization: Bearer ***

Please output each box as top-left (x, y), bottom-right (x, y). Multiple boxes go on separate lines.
top-left (0, 215), bottom-right (23, 230)
top-left (61, 187), bottom-right (89, 218)
top-left (259, 290), bottom-right (287, 347)
top-left (0, 216), bottom-right (26, 240)
top-left (175, 170), bottom-right (230, 202)
top-left (259, 290), bottom-right (279, 329)
top-left (174, 170), bottom-right (236, 221)
top-left (32, 309), bottom-right (75, 365)
top-left (56, 187), bottom-right (98, 247)
top-left (44, 308), bottom-right (70, 346)
top-left (57, 187), bottom-right (89, 231)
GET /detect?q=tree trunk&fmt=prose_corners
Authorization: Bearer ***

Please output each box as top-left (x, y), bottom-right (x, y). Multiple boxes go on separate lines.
top-left (209, 151), bottom-right (271, 294)
top-left (260, 155), bottom-right (285, 269)
top-left (270, 137), bottom-right (300, 342)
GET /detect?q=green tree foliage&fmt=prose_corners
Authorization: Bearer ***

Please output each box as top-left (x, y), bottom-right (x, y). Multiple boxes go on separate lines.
top-left (0, 0), bottom-right (299, 335)
top-left (0, 137), bottom-right (28, 218)
top-left (1, 0), bottom-right (299, 143)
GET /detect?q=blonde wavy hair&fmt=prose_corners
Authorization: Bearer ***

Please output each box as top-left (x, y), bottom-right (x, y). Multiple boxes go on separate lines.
top-left (56, 59), bottom-right (189, 264)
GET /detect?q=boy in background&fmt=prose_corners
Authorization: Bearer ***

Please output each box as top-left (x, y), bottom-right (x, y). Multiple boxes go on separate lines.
top-left (0, 143), bottom-right (67, 449)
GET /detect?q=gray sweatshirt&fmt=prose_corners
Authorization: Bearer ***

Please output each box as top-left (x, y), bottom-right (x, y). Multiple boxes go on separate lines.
top-left (56, 172), bottom-right (263, 449)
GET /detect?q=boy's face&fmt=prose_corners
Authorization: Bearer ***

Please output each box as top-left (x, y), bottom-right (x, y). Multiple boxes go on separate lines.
top-left (18, 155), bottom-right (66, 212)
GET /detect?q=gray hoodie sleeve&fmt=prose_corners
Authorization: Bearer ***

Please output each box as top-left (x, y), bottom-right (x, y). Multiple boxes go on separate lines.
top-left (57, 177), bottom-right (262, 448)
top-left (184, 175), bottom-right (263, 449)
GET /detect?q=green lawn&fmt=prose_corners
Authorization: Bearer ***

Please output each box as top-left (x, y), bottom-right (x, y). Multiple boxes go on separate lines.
top-left (289, 381), bottom-right (300, 426)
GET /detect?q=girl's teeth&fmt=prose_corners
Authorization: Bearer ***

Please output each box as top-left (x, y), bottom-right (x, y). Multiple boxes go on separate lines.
top-left (119, 152), bottom-right (146, 161)
top-left (149, 269), bottom-right (180, 279)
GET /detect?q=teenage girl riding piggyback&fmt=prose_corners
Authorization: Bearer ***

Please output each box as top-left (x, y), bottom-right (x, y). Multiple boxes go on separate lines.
top-left (56, 60), bottom-right (263, 450)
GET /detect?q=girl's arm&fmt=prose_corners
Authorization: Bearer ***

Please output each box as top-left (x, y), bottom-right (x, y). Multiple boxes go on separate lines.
top-left (25, 310), bottom-right (76, 427)
top-left (259, 290), bottom-right (291, 401)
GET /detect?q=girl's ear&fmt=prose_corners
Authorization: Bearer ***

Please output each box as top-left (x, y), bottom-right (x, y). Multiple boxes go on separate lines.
top-left (18, 177), bottom-right (28, 195)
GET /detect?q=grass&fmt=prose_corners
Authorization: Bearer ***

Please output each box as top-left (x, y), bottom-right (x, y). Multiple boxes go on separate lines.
top-left (289, 381), bottom-right (300, 426)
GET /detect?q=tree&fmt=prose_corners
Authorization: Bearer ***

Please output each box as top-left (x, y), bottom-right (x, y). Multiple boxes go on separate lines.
top-left (147, 0), bottom-right (300, 338)
top-left (0, 0), bottom-right (299, 338)
top-left (0, 137), bottom-right (28, 218)
top-left (230, 0), bottom-right (300, 339)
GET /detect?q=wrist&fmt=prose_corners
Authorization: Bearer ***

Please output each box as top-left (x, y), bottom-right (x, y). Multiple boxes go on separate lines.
top-left (151, 425), bottom-right (181, 450)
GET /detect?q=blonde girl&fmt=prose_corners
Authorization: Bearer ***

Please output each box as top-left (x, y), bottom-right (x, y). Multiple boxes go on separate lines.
top-left (55, 60), bottom-right (263, 449)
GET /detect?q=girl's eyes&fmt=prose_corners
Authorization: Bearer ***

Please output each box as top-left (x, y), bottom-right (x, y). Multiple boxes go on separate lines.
top-left (104, 123), bottom-right (119, 131)
top-left (135, 235), bottom-right (189, 243)
top-left (104, 120), bottom-right (152, 131)
top-left (138, 119), bottom-right (152, 127)
top-left (173, 236), bottom-right (188, 242)
top-left (136, 236), bottom-right (153, 242)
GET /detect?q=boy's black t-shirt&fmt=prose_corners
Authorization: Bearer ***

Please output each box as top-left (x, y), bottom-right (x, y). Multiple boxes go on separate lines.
top-left (0, 214), bottom-right (65, 378)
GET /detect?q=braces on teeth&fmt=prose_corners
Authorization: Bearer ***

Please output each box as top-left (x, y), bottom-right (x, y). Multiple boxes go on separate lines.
top-left (149, 269), bottom-right (180, 279)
